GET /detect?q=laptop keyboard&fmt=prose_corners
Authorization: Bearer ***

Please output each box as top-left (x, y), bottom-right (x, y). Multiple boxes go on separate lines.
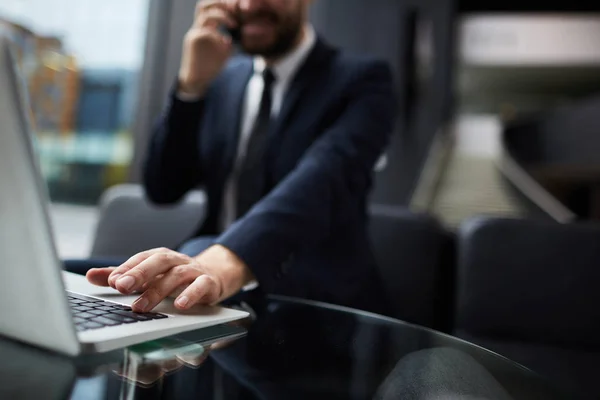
top-left (67, 291), bottom-right (168, 332)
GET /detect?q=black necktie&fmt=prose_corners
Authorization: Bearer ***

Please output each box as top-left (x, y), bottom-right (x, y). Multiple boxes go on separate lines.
top-left (235, 68), bottom-right (276, 218)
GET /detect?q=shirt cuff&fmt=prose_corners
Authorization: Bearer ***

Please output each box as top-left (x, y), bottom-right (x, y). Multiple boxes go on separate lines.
top-left (176, 90), bottom-right (204, 102)
top-left (242, 280), bottom-right (259, 292)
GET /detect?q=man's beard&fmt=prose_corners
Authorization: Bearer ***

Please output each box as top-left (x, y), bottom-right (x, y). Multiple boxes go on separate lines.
top-left (239, 8), bottom-right (304, 58)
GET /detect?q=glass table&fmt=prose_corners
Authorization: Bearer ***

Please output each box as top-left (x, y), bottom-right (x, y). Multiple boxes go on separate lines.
top-left (0, 294), bottom-right (573, 400)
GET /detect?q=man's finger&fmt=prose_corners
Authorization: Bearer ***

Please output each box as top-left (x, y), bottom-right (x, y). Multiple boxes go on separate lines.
top-left (175, 275), bottom-right (221, 310)
top-left (107, 248), bottom-right (168, 288)
top-left (115, 252), bottom-right (190, 294)
top-left (139, 274), bottom-right (167, 291)
top-left (131, 265), bottom-right (196, 312)
top-left (107, 251), bottom-right (153, 288)
top-left (196, 8), bottom-right (236, 29)
top-left (195, 0), bottom-right (226, 23)
top-left (196, 0), bottom-right (225, 14)
top-left (86, 267), bottom-right (117, 287)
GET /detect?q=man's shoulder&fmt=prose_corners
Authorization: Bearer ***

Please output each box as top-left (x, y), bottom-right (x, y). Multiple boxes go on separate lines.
top-left (333, 51), bottom-right (392, 76)
top-left (334, 49), bottom-right (387, 66)
top-left (321, 42), bottom-right (392, 82)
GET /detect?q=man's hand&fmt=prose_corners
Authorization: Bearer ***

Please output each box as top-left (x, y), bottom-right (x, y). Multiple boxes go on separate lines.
top-left (86, 245), bottom-right (254, 312)
top-left (178, 0), bottom-right (237, 96)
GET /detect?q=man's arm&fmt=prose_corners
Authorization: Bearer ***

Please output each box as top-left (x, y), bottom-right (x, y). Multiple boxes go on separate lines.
top-left (143, 91), bottom-right (206, 204)
top-left (143, 0), bottom-right (235, 204)
top-left (216, 60), bottom-right (397, 287)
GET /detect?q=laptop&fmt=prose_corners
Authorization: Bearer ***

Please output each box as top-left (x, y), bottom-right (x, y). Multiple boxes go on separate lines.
top-left (0, 36), bottom-right (248, 356)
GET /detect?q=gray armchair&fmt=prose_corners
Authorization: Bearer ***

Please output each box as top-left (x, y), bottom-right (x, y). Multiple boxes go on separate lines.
top-left (455, 217), bottom-right (600, 399)
top-left (368, 205), bottom-right (454, 330)
top-left (89, 184), bottom-right (207, 258)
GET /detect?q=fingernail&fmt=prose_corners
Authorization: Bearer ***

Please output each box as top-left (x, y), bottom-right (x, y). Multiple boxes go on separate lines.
top-left (176, 296), bottom-right (189, 308)
top-left (117, 275), bottom-right (135, 291)
top-left (133, 297), bottom-right (149, 311)
top-left (109, 273), bottom-right (122, 284)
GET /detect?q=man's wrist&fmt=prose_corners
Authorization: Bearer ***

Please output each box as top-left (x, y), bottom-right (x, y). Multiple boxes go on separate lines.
top-left (177, 76), bottom-right (208, 99)
top-left (195, 245), bottom-right (255, 296)
top-left (242, 280), bottom-right (259, 292)
top-left (176, 90), bottom-right (204, 102)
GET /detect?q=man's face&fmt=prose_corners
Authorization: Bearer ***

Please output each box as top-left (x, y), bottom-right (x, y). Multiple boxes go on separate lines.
top-left (231, 0), bottom-right (308, 58)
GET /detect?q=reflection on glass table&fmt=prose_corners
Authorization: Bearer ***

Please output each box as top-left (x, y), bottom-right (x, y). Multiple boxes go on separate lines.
top-left (114, 324), bottom-right (247, 391)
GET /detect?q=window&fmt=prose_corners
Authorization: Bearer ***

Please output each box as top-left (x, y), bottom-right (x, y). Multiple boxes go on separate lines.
top-left (0, 0), bottom-right (150, 204)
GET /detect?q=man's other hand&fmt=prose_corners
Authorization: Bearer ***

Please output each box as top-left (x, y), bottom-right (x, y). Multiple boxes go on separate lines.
top-left (85, 245), bottom-right (254, 312)
top-left (178, 0), bottom-right (237, 96)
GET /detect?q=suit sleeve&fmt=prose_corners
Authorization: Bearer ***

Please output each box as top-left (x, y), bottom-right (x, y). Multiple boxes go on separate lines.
top-left (216, 60), bottom-right (397, 287)
top-left (143, 85), bottom-right (206, 204)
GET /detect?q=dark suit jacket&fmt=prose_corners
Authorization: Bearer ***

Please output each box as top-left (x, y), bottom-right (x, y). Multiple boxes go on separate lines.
top-left (143, 38), bottom-right (397, 314)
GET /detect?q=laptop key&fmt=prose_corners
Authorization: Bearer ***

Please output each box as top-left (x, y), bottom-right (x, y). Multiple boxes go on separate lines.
top-left (148, 313), bottom-right (168, 319)
top-left (104, 314), bottom-right (138, 324)
top-left (80, 302), bottom-right (102, 308)
top-left (112, 310), bottom-right (152, 321)
top-left (72, 306), bottom-right (94, 312)
top-left (81, 321), bottom-right (104, 330)
top-left (74, 312), bottom-right (97, 319)
top-left (96, 301), bottom-right (121, 307)
top-left (91, 316), bottom-right (121, 326)
top-left (88, 310), bottom-right (109, 316)
top-left (73, 317), bottom-right (86, 324)
top-left (95, 306), bottom-right (117, 311)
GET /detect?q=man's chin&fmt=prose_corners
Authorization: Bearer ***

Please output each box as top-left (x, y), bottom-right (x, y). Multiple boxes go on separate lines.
top-left (240, 28), bottom-right (301, 58)
top-left (241, 40), bottom-right (277, 56)
top-left (242, 43), bottom-right (296, 59)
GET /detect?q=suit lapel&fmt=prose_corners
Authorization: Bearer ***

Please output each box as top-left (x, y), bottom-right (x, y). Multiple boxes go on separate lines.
top-left (219, 41), bottom-right (335, 182)
top-left (269, 38), bottom-right (336, 141)
top-left (221, 58), bottom-right (253, 180)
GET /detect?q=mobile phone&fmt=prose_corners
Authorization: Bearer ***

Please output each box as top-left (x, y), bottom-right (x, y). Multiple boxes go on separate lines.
top-left (221, 5), bottom-right (242, 44)
top-left (225, 26), bottom-right (242, 44)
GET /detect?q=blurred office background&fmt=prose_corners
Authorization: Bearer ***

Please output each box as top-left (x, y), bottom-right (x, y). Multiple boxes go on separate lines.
top-left (0, 0), bottom-right (148, 199)
top-left (2, 0), bottom-right (600, 258)
top-left (0, 0), bottom-right (150, 256)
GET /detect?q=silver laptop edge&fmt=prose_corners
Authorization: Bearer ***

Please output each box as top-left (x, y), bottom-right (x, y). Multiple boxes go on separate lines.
top-left (0, 36), bottom-right (81, 355)
top-left (0, 36), bottom-right (247, 356)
